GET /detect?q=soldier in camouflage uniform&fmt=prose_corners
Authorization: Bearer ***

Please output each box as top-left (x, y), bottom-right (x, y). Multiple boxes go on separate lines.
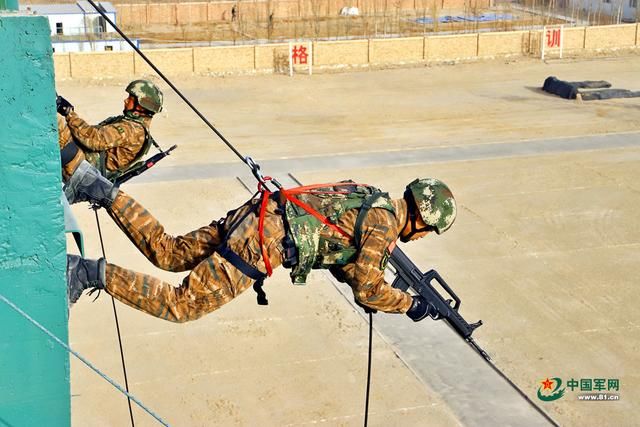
top-left (57, 80), bottom-right (163, 181)
top-left (64, 161), bottom-right (456, 323)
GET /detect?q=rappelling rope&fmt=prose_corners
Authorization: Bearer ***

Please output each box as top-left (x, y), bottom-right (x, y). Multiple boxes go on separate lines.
top-left (364, 312), bottom-right (373, 427)
top-left (94, 209), bottom-right (136, 427)
top-left (0, 291), bottom-right (171, 427)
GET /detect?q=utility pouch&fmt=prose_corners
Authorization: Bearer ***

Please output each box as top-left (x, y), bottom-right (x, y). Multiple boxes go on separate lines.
top-left (281, 234), bottom-right (298, 269)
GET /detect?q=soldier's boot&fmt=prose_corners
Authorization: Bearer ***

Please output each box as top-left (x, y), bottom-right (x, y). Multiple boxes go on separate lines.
top-left (64, 160), bottom-right (118, 207)
top-left (67, 255), bottom-right (106, 305)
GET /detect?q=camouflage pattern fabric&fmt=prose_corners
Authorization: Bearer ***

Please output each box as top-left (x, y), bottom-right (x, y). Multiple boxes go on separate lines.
top-left (406, 178), bottom-right (457, 235)
top-left (103, 191), bottom-right (287, 322)
top-left (65, 110), bottom-right (150, 173)
top-left (57, 114), bottom-right (85, 178)
top-left (283, 183), bottom-right (395, 285)
top-left (323, 199), bottom-right (412, 313)
top-left (126, 79), bottom-right (163, 113)
top-left (101, 188), bottom-right (413, 322)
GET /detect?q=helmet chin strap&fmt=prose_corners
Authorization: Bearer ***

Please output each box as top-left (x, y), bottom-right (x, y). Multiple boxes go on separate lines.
top-left (400, 198), bottom-right (431, 243)
top-left (124, 96), bottom-right (153, 118)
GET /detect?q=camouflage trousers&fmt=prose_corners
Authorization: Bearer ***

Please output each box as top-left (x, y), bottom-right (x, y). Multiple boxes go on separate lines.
top-left (104, 191), bottom-right (258, 323)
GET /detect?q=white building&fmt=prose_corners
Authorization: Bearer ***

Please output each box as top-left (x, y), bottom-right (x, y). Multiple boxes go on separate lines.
top-left (22, 1), bottom-right (117, 36)
top-left (571, 0), bottom-right (638, 22)
top-left (20, 1), bottom-right (138, 52)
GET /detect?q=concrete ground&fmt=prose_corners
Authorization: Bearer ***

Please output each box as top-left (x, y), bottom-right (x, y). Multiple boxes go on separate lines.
top-left (61, 54), bottom-right (640, 426)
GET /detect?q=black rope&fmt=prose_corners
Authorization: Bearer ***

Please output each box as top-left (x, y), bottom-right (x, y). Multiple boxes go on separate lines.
top-left (94, 209), bottom-right (136, 427)
top-left (364, 312), bottom-right (373, 427)
top-left (85, 0), bottom-right (246, 165)
top-left (478, 353), bottom-right (559, 427)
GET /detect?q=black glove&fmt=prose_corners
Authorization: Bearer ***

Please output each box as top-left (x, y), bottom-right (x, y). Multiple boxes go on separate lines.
top-left (56, 95), bottom-right (74, 116)
top-left (406, 295), bottom-right (437, 322)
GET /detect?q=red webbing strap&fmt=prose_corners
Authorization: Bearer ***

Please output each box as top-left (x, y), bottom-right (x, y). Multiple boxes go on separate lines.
top-left (256, 181), bottom-right (375, 277)
top-left (285, 182), bottom-right (371, 195)
top-left (258, 189), bottom-right (273, 277)
top-left (280, 188), bottom-right (351, 239)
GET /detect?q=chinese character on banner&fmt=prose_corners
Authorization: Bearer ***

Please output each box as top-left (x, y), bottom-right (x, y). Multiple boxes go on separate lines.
top-left (608, 379), bottom-right (620, 391)
top-left (292, 45), bottom-right (308, 65)
top-left (546, 28), bottom-right (561, 48)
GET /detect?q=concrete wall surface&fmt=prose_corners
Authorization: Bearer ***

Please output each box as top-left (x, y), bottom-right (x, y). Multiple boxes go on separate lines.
top-left (314, 39), bottom-right (369, 66)
top-left (255, 43), bottom-right (290, 70)
top-left (54, 23), bottom-right (640, 79)
top-left (585, 24), bottom-right (637, 49)
top-left (193, 45), bottom-right (255, 73)
top-left (562, 26), bottom-right (587, 51)
top-left (426, 34), bottom-right (479, 60)
top-left (69, 51), bottom-right (135, 78)
top-left (0, 14), bottom-right (70, 427)
top-left (369, 37), bottom-right (424, 63)
top-left (134, 48), bottom-right (194, 75)
top-left (478, 31), bottom-right (530, 57)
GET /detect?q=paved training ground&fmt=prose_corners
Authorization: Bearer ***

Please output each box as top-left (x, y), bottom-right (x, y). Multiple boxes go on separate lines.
top-left (63, 55), bottom-right (639, 426)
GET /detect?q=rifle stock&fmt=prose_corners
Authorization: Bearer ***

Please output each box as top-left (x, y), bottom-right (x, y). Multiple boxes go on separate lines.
top-left (114, 145), bottom-right (177, 186)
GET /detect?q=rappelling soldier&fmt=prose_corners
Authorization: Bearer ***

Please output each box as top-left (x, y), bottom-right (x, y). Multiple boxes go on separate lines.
top-left (57, 79), bottom-right (163, 181)
top-left (63, 160), bottom-right (456, 323)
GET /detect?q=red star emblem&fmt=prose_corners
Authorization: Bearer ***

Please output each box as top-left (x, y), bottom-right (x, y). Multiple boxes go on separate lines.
top-left (541, 378), bottom-right (554, 390)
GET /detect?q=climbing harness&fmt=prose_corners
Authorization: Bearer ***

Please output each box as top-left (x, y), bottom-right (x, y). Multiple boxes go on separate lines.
top-left (251, 179), bottom-right (396, 304)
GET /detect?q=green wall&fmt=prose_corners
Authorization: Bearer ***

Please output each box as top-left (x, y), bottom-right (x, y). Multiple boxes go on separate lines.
top-left (0, 0), bottom-right (19, 11)
top-left (0, 14), bottom-right (70, 427)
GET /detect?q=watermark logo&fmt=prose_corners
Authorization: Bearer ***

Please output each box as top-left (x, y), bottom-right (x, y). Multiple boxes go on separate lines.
top-left (537, 377), bottom-right (565, 401)
top-left (536, 377), bottom-right (621, 402)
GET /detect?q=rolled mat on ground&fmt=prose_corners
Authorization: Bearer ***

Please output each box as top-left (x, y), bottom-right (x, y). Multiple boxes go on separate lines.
top-left (542, 76), bottom-right (640, 100)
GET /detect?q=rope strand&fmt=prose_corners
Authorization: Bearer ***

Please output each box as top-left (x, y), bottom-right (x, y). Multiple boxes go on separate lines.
top-left (94, 209), bottom-right (136, 427)
top-left (364, 312), bottom-right (373, 427)
top-left (0, 291), bottom-right (171, 427)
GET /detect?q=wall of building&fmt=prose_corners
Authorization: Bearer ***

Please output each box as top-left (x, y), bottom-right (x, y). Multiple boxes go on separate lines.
top-left (116, 0), bottom-right (492, 26)
top-left (0, 13), bottom-right (70, 427)
top-left (53, 39), bottom-right (137, 53)
top-left (53, 23), bottom-right (640, 79)
top-left (43, 12), bottom-right (117, 36)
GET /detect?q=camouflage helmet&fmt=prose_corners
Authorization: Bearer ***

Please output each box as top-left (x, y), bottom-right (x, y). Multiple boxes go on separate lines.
top-left (125, 79), bottom-right (163, 114)
top-left (405, 178), bottom-right (457, 235)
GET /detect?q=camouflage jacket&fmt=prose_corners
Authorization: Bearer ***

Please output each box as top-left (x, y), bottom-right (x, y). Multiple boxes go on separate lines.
top-left (65, 110), bottom-right (152, 174)
top-left (223, 186), bottom-right (412, 314)
top-left (58, 114), bottom-right (82, 177)
top-left (284, 184), bottom-right (395, 284)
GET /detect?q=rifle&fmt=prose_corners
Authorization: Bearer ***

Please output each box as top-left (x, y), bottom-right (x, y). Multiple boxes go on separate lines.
top-left (114, 144), bottom-right (177, 186)
top-left (388, 247), bottom-right (490, 361)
